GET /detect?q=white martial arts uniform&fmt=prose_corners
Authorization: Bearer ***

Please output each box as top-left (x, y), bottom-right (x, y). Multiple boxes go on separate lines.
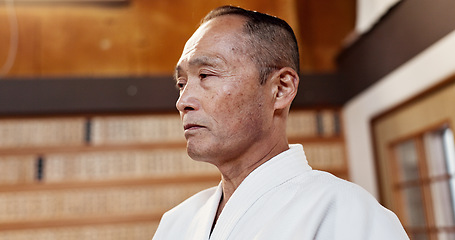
top-left (153, 144), bottom-right (409, 240)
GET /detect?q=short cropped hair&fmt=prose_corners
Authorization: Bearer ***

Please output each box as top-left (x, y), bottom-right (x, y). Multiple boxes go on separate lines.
top-left (202, 5), bottom-right (300, 84)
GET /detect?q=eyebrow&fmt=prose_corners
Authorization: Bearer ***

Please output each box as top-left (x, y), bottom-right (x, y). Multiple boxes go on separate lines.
top-left (174, 66), bottom-right (183, 82)
top-left (189, 55), bottom-right (225, 68)
top-left (174, 55), bottom-right (227, 81)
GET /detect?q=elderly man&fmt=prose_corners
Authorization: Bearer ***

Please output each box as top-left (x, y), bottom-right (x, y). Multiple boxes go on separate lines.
top-left (153, 5), bottom-right (409, 240)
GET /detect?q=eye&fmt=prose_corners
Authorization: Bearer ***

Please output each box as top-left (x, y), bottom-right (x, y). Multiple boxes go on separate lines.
top-left (176, 80), bottom-right (186, 90)
top-left (199, 73), bottom-right (209, 79)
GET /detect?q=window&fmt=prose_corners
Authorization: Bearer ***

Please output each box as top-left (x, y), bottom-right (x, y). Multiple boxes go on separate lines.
top-left (392, 126), bottom-right (455, 240)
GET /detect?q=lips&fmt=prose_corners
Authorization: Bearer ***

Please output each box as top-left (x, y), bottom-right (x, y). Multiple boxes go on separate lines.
top-left (184, 123), bottom-right (205, 131)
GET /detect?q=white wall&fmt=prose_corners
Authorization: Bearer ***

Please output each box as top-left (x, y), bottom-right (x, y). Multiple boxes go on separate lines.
top-left (356, 0), bottom-right (401, 34)
top-left (343, 30), bottom-right (455, 198)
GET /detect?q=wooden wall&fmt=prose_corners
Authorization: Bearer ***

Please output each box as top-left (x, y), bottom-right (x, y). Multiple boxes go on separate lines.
top-left (0, 0), bottom-right (355, 78)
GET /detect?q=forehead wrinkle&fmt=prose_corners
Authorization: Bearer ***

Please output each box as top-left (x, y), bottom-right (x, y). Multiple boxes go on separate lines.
top-left (188, 54), bottom-right (227, 69)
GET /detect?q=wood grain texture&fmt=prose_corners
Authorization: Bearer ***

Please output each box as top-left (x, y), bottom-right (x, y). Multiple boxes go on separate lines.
top-left (0, 0), bottom-right (355, 77)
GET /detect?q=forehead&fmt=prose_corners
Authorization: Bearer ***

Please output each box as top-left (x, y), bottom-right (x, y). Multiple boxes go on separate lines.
top-left (176, 15), bottom-right (248, 69)
top-left (188, 15), bottom-right (247, 46)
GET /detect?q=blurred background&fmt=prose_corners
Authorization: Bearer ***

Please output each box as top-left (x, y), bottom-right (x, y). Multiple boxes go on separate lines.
top-left (0, 0), bottom-right (455, 239)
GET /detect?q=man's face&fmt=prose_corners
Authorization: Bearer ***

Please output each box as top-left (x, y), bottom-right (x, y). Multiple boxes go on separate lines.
top-left (175, 15), bottom-right (274, 165)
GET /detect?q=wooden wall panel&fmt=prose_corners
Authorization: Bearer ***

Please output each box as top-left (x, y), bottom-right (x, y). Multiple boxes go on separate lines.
top-left (0, 0), bottom-right (356, 78)
top-left (0, 0), bottom-right (307, 78)
top-left (0, 8), bottom-right (12, 72)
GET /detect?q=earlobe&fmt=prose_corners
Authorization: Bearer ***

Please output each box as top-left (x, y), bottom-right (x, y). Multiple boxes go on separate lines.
top-left (273, 67), bottom-right (299, 110)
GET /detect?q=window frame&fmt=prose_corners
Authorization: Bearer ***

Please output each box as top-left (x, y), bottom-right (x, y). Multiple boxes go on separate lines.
top-left (389, 124), bottom-right (455, 239)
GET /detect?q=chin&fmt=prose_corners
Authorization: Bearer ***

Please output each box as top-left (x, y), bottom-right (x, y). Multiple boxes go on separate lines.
top-left (186, 144), bottom-right (219, 164)
top-left (186, 144), bottom-right (206, 161)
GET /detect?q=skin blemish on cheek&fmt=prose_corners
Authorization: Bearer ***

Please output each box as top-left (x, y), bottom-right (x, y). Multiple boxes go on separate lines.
top-left (221, 85), bottom-right (234, 96)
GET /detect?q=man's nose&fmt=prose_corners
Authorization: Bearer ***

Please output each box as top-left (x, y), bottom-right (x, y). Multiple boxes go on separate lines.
top-left (176, 81), bottom-right (200, 113)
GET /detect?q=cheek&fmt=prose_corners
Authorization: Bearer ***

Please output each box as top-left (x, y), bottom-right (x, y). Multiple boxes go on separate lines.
top-left (221, 87), bottom-right (248, 111)
top-left (210, 77), bottom-right (266, 124)
top-left (217, 89), bottom-right (263, 127)
top-left (221, 84), bottom-right (233, 95)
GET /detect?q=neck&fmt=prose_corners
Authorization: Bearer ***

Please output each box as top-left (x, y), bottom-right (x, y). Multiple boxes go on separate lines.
top-left (216, 137), bottom-right (289, 210)
top-left (211, 139), bottom-right (288, 231)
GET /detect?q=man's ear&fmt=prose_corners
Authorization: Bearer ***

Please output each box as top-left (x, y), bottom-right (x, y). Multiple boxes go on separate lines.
top-left (270, 67), bottom-right (299, 110)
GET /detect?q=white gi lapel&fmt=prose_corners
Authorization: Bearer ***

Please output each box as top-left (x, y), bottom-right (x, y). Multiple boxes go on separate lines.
top-left (186, 183), bottom-right (223, 240)
top-left (210, 144), bottom-right (311, 240)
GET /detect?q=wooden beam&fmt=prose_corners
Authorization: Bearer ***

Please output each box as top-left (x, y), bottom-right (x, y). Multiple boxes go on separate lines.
top-left (293, 73), bottom-right (344, 108)
top-left (0, 174), bottom-right (221, 193)
top-left (0, 213), bottom-right (161, 231)
top-left (0, 76), bottom-right (179, 116)
top-left (337, 0), bottom-right (455, 102)
top-left (0, 73), bottom-right (345, 117)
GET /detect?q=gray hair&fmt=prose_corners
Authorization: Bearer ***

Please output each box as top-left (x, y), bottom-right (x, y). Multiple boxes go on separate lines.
top-left (202, 5), bottom-right (300, 84)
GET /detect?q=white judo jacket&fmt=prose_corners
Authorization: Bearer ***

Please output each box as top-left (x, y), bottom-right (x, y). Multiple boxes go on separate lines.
top-left (153, 144), bottom-right (409, 240)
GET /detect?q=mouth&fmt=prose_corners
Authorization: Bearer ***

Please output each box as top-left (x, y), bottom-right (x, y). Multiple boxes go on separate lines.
top-left (184, 123), bottom-right (205, 131)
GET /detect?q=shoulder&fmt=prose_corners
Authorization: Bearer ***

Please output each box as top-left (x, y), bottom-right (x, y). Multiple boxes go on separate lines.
top-left (288, 170), bottom-right (369, 198)
top-left (312, 171), bottom-right (375, 200)
top-left (293, 170), bottom-right (409, 239)
top-left (294, 170), bottom-right (390, 215)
